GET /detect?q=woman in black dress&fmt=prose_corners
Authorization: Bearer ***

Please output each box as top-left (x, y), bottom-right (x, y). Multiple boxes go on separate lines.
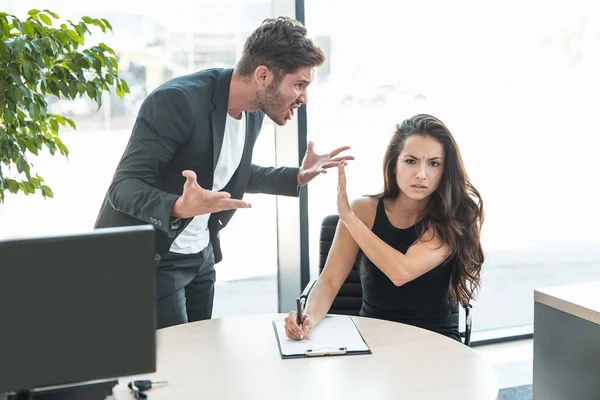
top-left (284, 114), bottom-right (484, 342)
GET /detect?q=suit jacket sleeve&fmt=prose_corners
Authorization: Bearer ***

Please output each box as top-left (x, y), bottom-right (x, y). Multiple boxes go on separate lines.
top-left (246, 164), bottom-right (300, 197)
top-left (107, 87), bottom-right (194, 233)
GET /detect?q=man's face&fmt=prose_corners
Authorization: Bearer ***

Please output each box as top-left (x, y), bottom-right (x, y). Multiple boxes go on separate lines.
top-left (257, 66), bottom-right (314, 126)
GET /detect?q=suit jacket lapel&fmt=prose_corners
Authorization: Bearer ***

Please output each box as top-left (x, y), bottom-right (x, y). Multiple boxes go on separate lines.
top-left (211, 68), bottom-right (234, 170)
top-left (240, 111), bottom-right (255, 166)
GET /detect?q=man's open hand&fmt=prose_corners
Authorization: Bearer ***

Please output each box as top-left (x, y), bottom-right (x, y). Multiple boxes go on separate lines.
top-left (171, 170), bottom-right (252, 218)
top-left (297, 142), bottom-right (354, 186)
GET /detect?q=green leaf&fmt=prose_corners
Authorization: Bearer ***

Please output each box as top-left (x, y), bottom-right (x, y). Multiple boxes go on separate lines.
top-left (6, 179), bottom-right (18, 194)
top-left (46, 141), bottom-right (56, 155)
top-left (9, 63), bottom-right (22, 85)
top-left (13, 38), bottom-right (26, 53)
top-left (66, 29), bottom-right (81, 44)
top-left (22, 61), bottom-right (33, 81)
top-left (76, 56), bottom-right (90, 70)
top-left (1, 19), bottom-right (10, 36)
top-left (55, 138), bottom-right (69, 155)
top-left (50, 118), bottom-right (59, 133)
top-left (24, 181), bottom-right (35, 194)
top-left (20, 86), bottom-right (33, 99)
top-left (26, 139), bottom-right (38, 155)
top-left (48, 80), bottom-right (59, 95)
top-left (68, 81), bottom-right (78, 99)
top-left (23, 21), bottom-right (35, 36)
top-left (28, 102), bottom-right (39, 119)
top-left (16, 155), bottom-right (26, 173)
top-left (73, 22), bottom-right (89, 37)
top-left (58, 81), bottom-right (70, 98)
top-left (64, 117), bottom-right (76, 130)
top-left (54, 31), bottom-right (71, 48)
top-left (4, 108), bottom-right (14, 125)
top-left (53, 114), bottom-right (66, 126)
top-left (37, 103), bottom-right (48, 118)
top-left (100, 19), bottom-right (112, 31)
top-left (39, 13), bottom-right (52, 26)
top-left (99, 42), bottom-right (115, 54)
top-left (43, 10), bottom-right (59, 19)
top-left (12, 86), bottom-right (22, 102)
top-left (80, 53), bottom-right (94, 68)
top-left (28, 9), bottom-right (41, 16)
top-left (23, 161), bottom-right (31, 178)
top-left (95, 90), bottom-right (103, 110)
top-left (14, 20), bottom-right (24, 34)
top-left (41, 185), bottom-right (54, 198)
top-left (86, 19), bottom-right (106, 33)
top-left (86, 82), bottom-right (97, 99)
top-left (92, 58), bottom-right (102, 73)
top-left (121, 80), bottom-right (130, 94)
top-left (16, 109), bottom-right (26, 121)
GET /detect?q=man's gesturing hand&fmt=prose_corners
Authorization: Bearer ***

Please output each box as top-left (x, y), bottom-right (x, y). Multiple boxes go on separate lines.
top-left (171, 170), bottom-right (252, 218)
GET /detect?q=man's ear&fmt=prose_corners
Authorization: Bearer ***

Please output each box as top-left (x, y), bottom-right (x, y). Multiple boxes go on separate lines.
top-left (254, 65), bottom-right (271, 87)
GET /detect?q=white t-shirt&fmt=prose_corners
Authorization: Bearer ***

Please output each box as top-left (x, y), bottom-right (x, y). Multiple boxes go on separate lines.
top-left (169, 112), bottom-right (246, 254)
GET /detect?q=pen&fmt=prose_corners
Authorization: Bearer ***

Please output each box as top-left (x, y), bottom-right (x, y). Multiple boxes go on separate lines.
top-left (296, 297), bottom-right (303, 339)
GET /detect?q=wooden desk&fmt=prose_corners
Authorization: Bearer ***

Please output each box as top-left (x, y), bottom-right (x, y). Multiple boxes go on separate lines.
top-left (533, 281), bottom-right (600, 400)
top-left (111, 314), bottom-right (498, 400)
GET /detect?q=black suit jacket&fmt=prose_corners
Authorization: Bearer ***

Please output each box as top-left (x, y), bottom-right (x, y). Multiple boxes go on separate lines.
top-left (94, 68), bottom-right (299, 263)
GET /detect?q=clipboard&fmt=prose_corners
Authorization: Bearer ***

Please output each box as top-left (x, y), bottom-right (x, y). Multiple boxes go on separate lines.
top-left (272, 315), bottom-right (372, 359)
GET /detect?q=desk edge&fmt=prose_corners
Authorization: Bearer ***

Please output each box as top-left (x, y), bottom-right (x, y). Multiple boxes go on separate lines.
top-left (534, 290), bottom-right (600, 326)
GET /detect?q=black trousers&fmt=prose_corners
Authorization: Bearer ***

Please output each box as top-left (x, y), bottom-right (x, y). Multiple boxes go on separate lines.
top-left (156, 243), bottom-right (215, 329)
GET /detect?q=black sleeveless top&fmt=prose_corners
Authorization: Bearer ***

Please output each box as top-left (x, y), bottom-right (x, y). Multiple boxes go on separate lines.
top-left (357, 199), bottom-right (460, 342)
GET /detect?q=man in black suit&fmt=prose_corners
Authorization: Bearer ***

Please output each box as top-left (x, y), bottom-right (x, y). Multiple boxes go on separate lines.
top-left (95, 17), bottom-right (353, 328)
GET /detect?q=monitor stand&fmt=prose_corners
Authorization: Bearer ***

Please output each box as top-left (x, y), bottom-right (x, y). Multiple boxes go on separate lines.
top-left (6, 379), bottom-right (118, 400)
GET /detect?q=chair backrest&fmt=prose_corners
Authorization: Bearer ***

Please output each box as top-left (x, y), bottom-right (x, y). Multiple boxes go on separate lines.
top-left (318, 215), bottom-right (460, 322)
top-left (318, 215), bottom-right (362, 315)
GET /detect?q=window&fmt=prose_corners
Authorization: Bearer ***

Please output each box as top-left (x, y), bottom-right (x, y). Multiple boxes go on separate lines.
top-left (305, 0), bottom-right (600, 333)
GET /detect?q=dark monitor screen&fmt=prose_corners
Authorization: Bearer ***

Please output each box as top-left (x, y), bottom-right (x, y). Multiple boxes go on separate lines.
top-left (0, 225), bottom-right (156, 393)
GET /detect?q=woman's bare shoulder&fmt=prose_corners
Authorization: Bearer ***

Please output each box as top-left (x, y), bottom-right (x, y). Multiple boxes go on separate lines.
top-left (350, 196), bottom-right (379, 229)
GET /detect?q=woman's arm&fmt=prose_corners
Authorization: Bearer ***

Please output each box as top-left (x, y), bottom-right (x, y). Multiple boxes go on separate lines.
top-left (342, 212), bottom-right (450, 286)
top-left (303, 217), bottom-right (361, 325)
top-left (284, 197), bottom-right (376, 340)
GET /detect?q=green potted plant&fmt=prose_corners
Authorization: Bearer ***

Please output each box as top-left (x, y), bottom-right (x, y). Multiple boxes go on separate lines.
top-left (0, 8), bottom-right (128, 201)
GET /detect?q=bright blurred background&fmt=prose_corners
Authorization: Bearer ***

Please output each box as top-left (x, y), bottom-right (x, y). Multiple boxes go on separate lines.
top-left (1, 0), bottom-right (599, 334)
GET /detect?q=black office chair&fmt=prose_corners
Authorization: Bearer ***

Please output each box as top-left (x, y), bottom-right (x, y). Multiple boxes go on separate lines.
top-left (301, 214), bottom-right (473, 347)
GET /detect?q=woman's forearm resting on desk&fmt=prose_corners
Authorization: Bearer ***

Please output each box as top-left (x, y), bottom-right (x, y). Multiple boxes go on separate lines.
top-left (341, 212), bottom-right (451, 287)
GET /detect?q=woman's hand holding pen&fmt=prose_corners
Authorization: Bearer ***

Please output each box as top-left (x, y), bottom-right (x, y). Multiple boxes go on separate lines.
top-left (284, 312), bottom-right (315, 340)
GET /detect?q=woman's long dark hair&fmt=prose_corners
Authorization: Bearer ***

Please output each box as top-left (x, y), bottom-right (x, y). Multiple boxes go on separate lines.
top-left (376, 114), bottom-right (484, 305)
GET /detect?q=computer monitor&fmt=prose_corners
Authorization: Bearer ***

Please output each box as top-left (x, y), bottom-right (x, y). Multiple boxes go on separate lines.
top-left (0, 225), bottom-right (156, 396)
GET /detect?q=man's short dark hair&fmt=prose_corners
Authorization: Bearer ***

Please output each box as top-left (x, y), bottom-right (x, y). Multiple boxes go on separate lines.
top-left (237, 17), bottom-right (325, 82)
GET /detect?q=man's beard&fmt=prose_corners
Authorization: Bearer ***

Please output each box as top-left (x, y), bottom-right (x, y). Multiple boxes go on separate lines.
top-left (256, 82), bottom-right (288, 126)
